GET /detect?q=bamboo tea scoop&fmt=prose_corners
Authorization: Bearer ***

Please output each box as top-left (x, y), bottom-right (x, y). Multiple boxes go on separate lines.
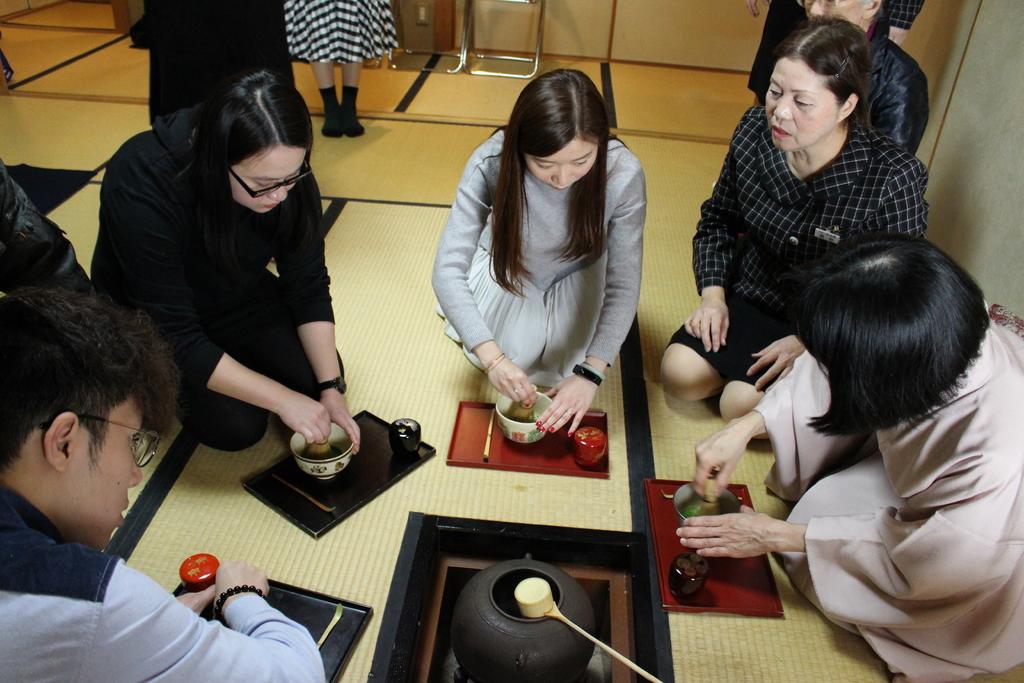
top-left (515, 577), bottom-right (663, 683)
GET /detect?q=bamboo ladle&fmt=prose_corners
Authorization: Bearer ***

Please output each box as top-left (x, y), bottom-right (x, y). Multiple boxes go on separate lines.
top-left (514, 577), bottom-right (663, 683)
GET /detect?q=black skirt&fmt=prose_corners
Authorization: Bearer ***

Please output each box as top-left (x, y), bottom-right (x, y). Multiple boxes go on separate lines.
top-left (669, 295), bottom-right (795, 386)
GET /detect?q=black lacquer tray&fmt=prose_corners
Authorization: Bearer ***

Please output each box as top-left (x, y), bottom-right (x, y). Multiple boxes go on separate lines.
top-left (244, 411), bottom-right (435, 538)
top-left (174, 580), bottom-right (371, 683)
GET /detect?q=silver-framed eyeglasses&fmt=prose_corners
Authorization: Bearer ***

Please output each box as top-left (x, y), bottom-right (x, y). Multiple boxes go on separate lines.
top-left (38, 413), bottom-right (161, 467)
top-left (229, 159), bottom-right (312, 198)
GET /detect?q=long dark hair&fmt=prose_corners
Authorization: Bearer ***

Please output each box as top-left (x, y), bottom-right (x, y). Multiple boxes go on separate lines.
top-left (791, 234), bottom-right (989, 435)
top-left (189, 69), bottom-right (319, 274)
top-left (774, 17), bottom-right (872, 128)
top-left (492, 69), bottom-right (611, 295)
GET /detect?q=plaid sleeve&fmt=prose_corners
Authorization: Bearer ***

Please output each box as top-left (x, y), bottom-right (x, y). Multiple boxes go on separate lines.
top-left (873, 158), bottom-right (929, 236)
top-left (692, 146), bottom-right (742, 294)
top-left (888, 0), bottom-right (925, 30)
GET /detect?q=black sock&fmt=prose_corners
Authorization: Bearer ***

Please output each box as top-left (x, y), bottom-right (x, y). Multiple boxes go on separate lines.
top-left (319, 86), bottom-right (338, 111)
top-left (338, 85), bottom-right (364, 137)
top-left (341, 85), bottom-right (359, 109)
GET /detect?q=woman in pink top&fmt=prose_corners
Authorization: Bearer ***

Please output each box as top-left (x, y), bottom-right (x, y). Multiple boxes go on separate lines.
top-left (678, 234), bottom-right (1024, 682)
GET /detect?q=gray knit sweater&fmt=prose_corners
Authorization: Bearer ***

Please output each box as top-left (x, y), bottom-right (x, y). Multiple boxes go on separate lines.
top-left (432, 131), bottom-right (646, 365)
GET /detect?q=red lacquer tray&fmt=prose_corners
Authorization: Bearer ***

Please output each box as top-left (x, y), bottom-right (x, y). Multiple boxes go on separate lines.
top-left (644, 478), bottom-right (783, 617)
top-left (446, 401), bottom-right (609, 479)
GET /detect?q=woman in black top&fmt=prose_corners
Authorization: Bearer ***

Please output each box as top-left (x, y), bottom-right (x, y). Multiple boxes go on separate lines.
top-left (93, 69), bottom-right (360, 452)
top-left (661, 18), bottom-right (928, 423)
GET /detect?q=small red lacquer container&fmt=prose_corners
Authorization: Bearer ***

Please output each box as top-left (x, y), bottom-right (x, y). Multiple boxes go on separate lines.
top-left (572, 427), bottom-right (608, 470)
top-left (179, 553), bottom-right (220, 592)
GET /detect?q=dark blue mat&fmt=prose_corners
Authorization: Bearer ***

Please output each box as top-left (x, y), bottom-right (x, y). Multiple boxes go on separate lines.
top-left (8, 164), bottom-right (95, 215)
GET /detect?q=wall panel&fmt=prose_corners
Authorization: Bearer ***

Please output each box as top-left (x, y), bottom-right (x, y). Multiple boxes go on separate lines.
top-left (460, 0), bottom-right (613, 59)
top-left (926, 0), bottom-right (1023, 311)
top-left (611, 0), bottom-right (763, 70)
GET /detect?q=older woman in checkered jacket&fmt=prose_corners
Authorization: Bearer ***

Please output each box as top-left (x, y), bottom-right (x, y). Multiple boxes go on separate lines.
top-left (661, 17), bottom-right (928, 422)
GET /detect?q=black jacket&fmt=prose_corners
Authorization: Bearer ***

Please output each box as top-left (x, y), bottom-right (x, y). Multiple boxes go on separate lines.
top-left (92, 108), bottom-right (331, 386)
top-left (868, 16), bottom-right (929, 154)
top-left (0, 160), bottom-right (90, 293)
top-left (747, 3), bottom-right (929, 154)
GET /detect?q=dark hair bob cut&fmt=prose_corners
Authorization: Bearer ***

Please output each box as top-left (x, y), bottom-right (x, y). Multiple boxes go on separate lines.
top-left (491, 68), bottom-right (611, 295)
top-left (774, 17), bottom-right (872, 128)
top-left (790, 234), bottom-right (990, 436)
top-left (189, 68), bottom-right (319, 275)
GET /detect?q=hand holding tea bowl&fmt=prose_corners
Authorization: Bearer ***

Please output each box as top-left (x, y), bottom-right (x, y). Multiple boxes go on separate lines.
top-left (495, 392), bottom-right (553, 443)
top-left (677, 505), bottom-right (807, 558)
top-left (290, 424), bottom-right (355, 480)
top-left (535, 357), bottom-right (608, 435)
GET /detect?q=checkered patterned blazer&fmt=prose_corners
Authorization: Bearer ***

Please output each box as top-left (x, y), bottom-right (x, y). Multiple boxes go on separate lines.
top-left (693, 107), bottom-right (928, 315)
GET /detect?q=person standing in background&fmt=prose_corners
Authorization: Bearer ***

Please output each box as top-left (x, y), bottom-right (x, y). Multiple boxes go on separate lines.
top-left (144, 0), bottom-right (294, 121)
top-left (800, 0), bottom-right (929, 154)
top-left (285, 0), bottom-right (398, 138)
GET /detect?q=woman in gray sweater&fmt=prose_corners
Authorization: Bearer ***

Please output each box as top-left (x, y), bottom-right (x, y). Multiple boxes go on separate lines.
top-left (432, 69), bottom-right (646, 436)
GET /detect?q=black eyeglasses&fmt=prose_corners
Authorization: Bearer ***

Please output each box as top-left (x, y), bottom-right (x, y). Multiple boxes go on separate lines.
top-left (38, 413), bottom-right (161, 467)
top-left (229, 159), bottom-right (312, 198)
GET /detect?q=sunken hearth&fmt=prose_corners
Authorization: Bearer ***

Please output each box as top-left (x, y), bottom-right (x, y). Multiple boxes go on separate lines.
top-left (369, 515), bottom-right (661, 683)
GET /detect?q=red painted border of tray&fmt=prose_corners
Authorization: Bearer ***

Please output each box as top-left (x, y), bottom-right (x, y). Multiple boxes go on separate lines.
top-left (644, 478), bottom-right (783, 617)
top-left (446, 401), bottom-right (609, 479)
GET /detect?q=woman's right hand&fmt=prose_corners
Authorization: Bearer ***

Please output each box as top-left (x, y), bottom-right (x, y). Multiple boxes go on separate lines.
top-left (488, 358), bottom-right (535, 407)
top-left (683, 287), bottom-right (729, 352)
top-left (214, 560), bottom-right (270, 614)
top-left (275, 390), bottom-right (332, 444)
top-left (692, 412), bottom-right (765, 497)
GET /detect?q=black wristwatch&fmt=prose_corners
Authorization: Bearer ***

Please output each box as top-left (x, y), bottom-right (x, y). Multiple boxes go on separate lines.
top-left (572, 363), bottom-right (603, 386)
top-left (316, 375), bottom-right (347, 395)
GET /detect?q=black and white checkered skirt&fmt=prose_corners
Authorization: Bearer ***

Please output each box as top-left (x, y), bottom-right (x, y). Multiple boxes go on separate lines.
top-left (284, 0), bottom-right (398, 63)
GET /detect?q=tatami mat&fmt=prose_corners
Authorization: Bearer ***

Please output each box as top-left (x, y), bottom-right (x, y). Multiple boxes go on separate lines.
top-left (403, 58), bottom-right (603, 125)
top-left (293, 61), bottom-right (419, 118)
top-left (17, 37), bottom-right (145, 100)
top-left (612, 62), bottom-right (752, 143)
top-left (1, 25), bottom-right (119, 87)
top-left (124, 200), bottom-right (634, 680)
top-left (46, 181), bottom-right (99, 265)
top-left (0, 96), bottom-right (148, 169)
top-left (618, 133), bottom-right (729, 381)
top-left (13, 33), bottom-right (1024, 682)
top-left (2, 0), bottom-right (115, 30)
top-left (310, 119), bottom-right (488, 204)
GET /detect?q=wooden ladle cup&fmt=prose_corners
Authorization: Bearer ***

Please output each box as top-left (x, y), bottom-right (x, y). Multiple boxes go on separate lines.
top-left (514, 577), bottom-right (663, 683)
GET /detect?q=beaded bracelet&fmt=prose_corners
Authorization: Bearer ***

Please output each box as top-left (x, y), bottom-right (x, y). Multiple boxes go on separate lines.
top-left (213, 584), bottom-right (265, 619)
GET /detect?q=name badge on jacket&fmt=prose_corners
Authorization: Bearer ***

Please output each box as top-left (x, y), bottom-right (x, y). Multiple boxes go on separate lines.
top-left (814, 227), bottom-right (841, 245)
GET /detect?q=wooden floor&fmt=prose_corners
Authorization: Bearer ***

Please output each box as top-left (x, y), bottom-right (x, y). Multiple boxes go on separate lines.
top-left (3, 3), bottom-right (1022, 683)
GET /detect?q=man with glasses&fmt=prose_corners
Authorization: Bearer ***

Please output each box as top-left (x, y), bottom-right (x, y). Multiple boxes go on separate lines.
top-left (0, 288), bottom-right (324, 682)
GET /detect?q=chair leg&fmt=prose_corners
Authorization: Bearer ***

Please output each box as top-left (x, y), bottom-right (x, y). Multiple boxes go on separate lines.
top-left (466, 0), bottom-right (545, 79)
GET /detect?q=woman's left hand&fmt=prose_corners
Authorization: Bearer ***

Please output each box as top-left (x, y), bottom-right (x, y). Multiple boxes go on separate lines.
top-left (536, 375), bottom-right (598, 436)
top-left (320, 390), bottom-right (361, 454)
top-left (747, 335), bottom-right (805, 391)
top-left (676, 506), bottom-right (806, 558)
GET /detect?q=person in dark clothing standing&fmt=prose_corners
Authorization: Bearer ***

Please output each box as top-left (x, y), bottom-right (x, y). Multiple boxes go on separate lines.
top-left (144, 0), bottom-right (295, 121)
top-left (93, 69), bottom-right (360, 453)
top-left (0, 158), bottom-right (90, 294)
top-left (745, 0), bottom-right (927, 153)
top-left (804, 0), bottom-right (928, 153)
